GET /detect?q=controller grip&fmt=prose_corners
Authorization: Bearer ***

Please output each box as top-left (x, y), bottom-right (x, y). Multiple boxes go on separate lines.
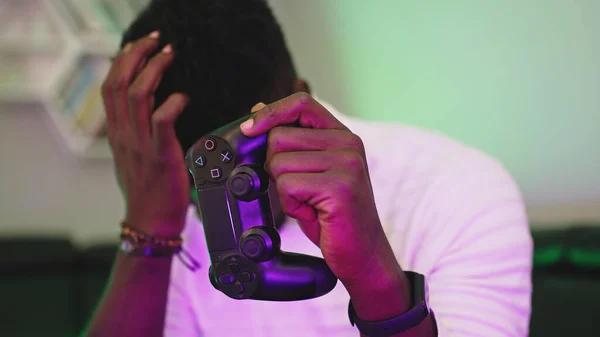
top-left (253, 252), bottom-right (338, 301)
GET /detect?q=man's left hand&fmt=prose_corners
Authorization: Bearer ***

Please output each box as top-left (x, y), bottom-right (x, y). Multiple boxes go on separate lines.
top-left (240, 93), bottom-right (409, 307)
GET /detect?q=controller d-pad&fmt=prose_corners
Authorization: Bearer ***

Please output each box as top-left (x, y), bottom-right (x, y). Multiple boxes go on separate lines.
top-left (240, 272), bottom-right (253, 282)
top-left (233, 280), bottom-right (244, 294)
top-left (213, 255), bottom-right (259, 299)
top-left (218, 273), bottom-right (235, 285)
top-left (229, 263), bottom-right (240, 275)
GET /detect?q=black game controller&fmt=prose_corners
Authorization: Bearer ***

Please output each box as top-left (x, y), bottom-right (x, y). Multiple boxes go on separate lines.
top-left (185, 114), bottom-right (338, 301)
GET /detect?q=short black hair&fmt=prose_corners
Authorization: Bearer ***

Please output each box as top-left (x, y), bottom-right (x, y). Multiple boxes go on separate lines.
top-left (121, 0), bottom-right (298, 153)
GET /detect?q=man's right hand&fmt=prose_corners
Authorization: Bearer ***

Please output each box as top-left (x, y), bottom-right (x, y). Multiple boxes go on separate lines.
top-left (101, 31), bottom-right (190, 238)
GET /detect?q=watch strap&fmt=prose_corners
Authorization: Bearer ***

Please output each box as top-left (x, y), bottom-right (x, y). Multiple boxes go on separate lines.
top-left (348, 271), bottom-right (429, 337)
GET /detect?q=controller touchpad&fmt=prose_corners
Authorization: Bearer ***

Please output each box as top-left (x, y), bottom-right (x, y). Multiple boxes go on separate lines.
top-left (197, 186), bottom-right (237, 251)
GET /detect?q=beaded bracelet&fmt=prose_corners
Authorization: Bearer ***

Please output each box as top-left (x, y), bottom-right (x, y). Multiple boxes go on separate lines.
top-left (119, 223), bottom-right (201, 271)
top-left (120, 226), bottom-right (183, 247)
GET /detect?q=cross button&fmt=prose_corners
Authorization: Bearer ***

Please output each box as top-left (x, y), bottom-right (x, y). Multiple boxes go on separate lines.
top-left (220, 150), bottom-right (233, 163)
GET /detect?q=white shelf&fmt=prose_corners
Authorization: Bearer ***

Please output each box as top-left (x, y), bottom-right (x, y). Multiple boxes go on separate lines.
top-left (0, 0), bottom-right (68, 53)
top-left (50, 0), bottom-right (139, 56)
top-left (0, 38), bottom-right (65, 55)
top-left (1, 0), bottom-right (148, 160)
top-left (0, 0), bottom-right (72, 103)
top-left (0, 53), bottom-right (67, 104)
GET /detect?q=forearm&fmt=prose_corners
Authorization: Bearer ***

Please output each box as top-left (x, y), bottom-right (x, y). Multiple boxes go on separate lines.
top-left (82, 252), bottom-right (173, 337)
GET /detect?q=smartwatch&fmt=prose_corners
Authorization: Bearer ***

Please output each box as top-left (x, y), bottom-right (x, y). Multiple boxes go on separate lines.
top-left (348, 271), bottom-right (430, 337)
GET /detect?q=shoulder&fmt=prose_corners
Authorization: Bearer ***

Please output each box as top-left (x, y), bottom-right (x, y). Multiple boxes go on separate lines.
top-left (326, 101), bottom-right (520, 203)
top-left (324, 102), bottom-right (530, 269)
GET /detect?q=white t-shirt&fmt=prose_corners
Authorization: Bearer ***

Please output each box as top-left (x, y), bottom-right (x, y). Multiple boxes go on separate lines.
top-left (165, 102), bottom-right (533, 337)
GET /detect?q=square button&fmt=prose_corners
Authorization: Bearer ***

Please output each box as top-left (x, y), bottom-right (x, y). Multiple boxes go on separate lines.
top-left (210, 167), bottom-right (222, 179)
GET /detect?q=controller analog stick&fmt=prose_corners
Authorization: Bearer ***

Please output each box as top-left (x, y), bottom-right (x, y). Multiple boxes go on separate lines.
top-left (239, 227), bottom-right (280, 262)
top-left (230, 173), bottom-right (254, 198)
top-left (241, 235), bottom-right (266, 260)
top-left (228, 166), bottom-right (269, 201)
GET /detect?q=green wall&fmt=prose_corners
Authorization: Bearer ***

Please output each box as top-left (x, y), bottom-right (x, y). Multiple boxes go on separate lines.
top-left (271, 0), bottom-right (600, 210)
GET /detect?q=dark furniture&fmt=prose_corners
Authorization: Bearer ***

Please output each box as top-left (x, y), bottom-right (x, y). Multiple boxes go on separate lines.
top-left (1, 226), bottom-right (599, 337)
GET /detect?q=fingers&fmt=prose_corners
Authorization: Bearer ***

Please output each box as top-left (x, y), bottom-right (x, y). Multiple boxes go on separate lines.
top-left (105, 31), bottom-right (161, 138)
top-left (275, 171), bottom-right (359, 246)
top-left (128, 44), bottom-right (175, 145)
top-left (267, 150), bottom-right (367, 182)
top-left (152, 93), bottom-right (189, 154)
top-left (102, 43), bottom-right (132, 140)
top-left (240, 92), bottom-right (347, 136)
top-left (275, 172), bottom-right (320, 242)
top-left (266, 126), bottom-right (366, 159)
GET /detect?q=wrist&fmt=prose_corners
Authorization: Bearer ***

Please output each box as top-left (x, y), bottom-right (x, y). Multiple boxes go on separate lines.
top-left (344, 250), bottom-right (411, 322)
top-left (119, 223), bottom-right (201, 271)
top-left (124, 216), bottom-right (185, 238)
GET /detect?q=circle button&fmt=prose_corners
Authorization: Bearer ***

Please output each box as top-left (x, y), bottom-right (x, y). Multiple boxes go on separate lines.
top-left (204, 138), bottom-right (216, 151)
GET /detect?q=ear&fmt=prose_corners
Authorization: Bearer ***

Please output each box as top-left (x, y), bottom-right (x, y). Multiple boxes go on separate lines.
top-left (293, 79), bottom-right (311, 94)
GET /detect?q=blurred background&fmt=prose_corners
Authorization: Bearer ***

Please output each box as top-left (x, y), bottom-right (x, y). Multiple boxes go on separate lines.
top-left (0, 0), bottom-right (598, 336)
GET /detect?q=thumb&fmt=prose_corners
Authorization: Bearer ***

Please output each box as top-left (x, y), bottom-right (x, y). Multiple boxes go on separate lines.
top-left (251, 102), bottom-right (266, 113)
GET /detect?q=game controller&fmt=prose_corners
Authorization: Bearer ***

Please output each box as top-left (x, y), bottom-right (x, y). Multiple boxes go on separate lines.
top-left (185, 114), bottom-right (338, 301)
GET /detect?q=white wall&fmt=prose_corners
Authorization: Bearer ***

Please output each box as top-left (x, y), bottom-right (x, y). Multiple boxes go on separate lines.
top-left (1, 1), bottom-right (599, 245)
top-left (268, 0), bottom-right (600, 227)
top-left (0, 103), bottom-right (124, 245)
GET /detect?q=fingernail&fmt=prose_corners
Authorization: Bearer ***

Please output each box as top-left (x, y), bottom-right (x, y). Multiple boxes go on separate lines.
top-left (251, 102), bottom-right (266, 113)
top-left (123, 43), bottom-right (132, 53)
top-left (162, 44), bottom-right (173, 54)
top-left (149, 30), bottom-right (160, 39)
top-left (240, 118), bottom-right (254, 131)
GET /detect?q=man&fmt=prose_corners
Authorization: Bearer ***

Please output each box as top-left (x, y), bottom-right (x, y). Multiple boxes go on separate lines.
top-left (84, 0), bottom-right (533, 336)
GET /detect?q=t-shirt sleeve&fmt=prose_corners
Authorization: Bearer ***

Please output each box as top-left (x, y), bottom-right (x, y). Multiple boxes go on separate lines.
top-left (163, 258), bottom-right (203, 337)
top-left (397, 159), bottom-right (533, 337)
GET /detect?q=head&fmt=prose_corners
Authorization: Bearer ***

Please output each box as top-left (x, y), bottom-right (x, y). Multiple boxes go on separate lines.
top-left (121, 0), bottom-right (309, 154)
top-left (121, 0), bottom-right (306, 222)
